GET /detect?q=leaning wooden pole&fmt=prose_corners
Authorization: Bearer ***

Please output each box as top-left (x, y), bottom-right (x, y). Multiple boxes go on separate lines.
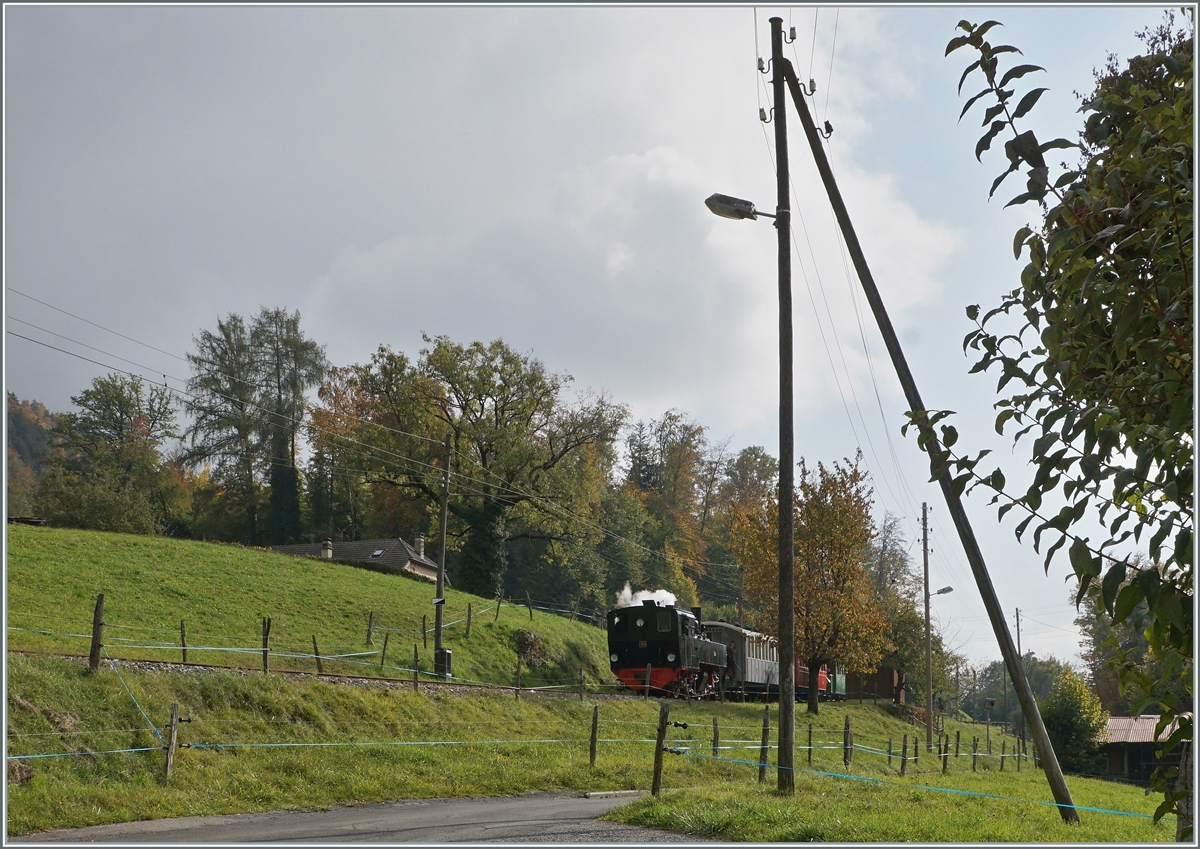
top-left (780, 57), bottom-right (1079, 823)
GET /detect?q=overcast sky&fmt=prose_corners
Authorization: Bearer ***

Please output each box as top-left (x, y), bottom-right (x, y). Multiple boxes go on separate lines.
top-left (4, 4), bottom-right (1171, 670)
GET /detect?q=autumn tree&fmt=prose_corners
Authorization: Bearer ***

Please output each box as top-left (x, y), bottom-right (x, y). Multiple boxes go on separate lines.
top-left (941, 15), bottom-right (1192, 832)
top-left (736, 451), bottom-right (887, 714)
top-left (320, 335), bottom-right (626, 598)
top-left (36, 374), bottom-right (182, 534)
top-left (1040, 667), bottom-right (1108, 776)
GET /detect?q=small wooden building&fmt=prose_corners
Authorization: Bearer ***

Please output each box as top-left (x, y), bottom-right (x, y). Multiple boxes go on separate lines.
top-left (1101, 715), bottom-right (1180, 783)
top-left (845, 667), bottom-right (906, 704)
top-left (271, 535), bottom-right (443, 584)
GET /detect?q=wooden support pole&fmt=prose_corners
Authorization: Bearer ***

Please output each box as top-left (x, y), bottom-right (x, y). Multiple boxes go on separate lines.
top-left (901, 735), bottom-right (908, 776)
top-left (914, 727), bottom-right (919, 767)
top-left (413, 645), bottom-right (419, 692)
top-left (973, 737), bottom-right (978, 772)
top-left (526, 591), bottom-right (533, 621)
top-left (956, 729), bottom-right (961, 757)
top-left (652, 701), bottom-right (669, 796)
top-left (1001, 739), bottom-right (1006, 771)
top-left (88, 594), bottom-right (105, 673)
top-left (759, 704), bottom-right (771, 783)
top-left (808, 724), bottom-right (813, 765)
top-left (180, 619), bottom-right (187, 664)
top-left (590, 705), bottom-right (600, 767)
top-left (1017, 737), bottom-right (1022, 772)
top-left (422, 615), bottom-right (427, 650)
top-left (312, 636), bottom-right (323, 675)
top-left (380, 633), bottom-right (389, 673)
top-left (888, 738), bottom-right (893, 768)
top-left (261, 617), bottom-right (271, 675)
top-left (515, 656), bottom-right (522, 700)
top-left (844, 715), bottom-right (852, 768)
top-left (713, 716), bottom-right (720, 757)
top-left (366, 611), bottom-right (374, 646)
top-left (165, 703), bottom-right (180, 778)
top-left (495, 597), bottom-right (502, 621)
top-left (579, 666), bottom-right (585, 701)
top-left (466, 603), bottom-right (472, 640)
top-left (942, 735), bottom-right (949, 773)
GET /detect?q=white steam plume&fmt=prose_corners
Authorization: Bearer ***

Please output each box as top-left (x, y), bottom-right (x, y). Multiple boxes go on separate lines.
top-left (614, 582), bottom-right (678, 609)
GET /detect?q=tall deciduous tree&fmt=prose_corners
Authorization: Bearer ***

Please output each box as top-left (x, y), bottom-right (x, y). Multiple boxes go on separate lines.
top-left (1040, 667), bottom-right (1108, 776)
top-left (322, 335), bottom-right (626, 598)
top-left (942, 16), bottom-right (1192, 829)
top-left (735, 452), bottom-right (887, 714)
top-left (36, 374), bottom-right (182, 534)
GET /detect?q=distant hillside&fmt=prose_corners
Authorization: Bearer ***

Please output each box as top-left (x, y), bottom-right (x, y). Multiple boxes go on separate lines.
top-left (6, 525), bottom-right (616, 689)
top-left (6, 393), bottom-right (56, 516)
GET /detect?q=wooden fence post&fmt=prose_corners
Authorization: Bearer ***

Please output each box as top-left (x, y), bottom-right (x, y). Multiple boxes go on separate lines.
top-left (466, 603), bottom-right (472, 640)
top-left (366, 611), bottom-right (374, 646)
top-left (758, 704), bottom-right (771, 783)
top-left (843, 715), bottom-right (852, 768)
top-left (579, 666), bottom-right (585, 700)
top-left (422, 615), bottom-right (427, 650)
top-left (413, 645), bottom-right (419, 693)
top-left (165, 703), bottom-right (179, 778)
top-left (888, 738), bottom-right (893, 768)
top-left (515, 655), bottom-right (522, 700)
top-left (526, 592), bottom-right (533, 621)
top-left (913, 728), bottom-right (919, 767)
top-left (1017, 737), bottom-right (1022, 772)
top-left (88, 594), bottom-right (105, 673)
top-left (942, 735), bottom-right (949, 773)
top-left (901, 734), bottom-right (908, 776)
top-left (180, 619), bottom-right (187, 664)
top-left (590, 705), bottom-right (600, 767)
top-left (312, 636), bottom-right (323, 675)
top-left (495, 597), bottom-right (502, 621)
top-left (972, 737), bottom-right (978, 772)
top-left (261, 617), bottom-right (271, 674)
top-left (1001, 739), bottom-right (1006, 771)
top-left (955, 729), bottom-right (960, 757)
top-left (652, 701), bottom-right (669, 796)
top-left (808, 723), bottom-right (813, 765)
top-left (713, 716), bottom-right (720, 757)
top-left (380, 633), bottom-right (389, 673)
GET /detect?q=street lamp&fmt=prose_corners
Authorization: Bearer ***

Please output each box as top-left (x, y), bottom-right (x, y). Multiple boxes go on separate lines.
top-left (703, 22), bottom-right (795, 794)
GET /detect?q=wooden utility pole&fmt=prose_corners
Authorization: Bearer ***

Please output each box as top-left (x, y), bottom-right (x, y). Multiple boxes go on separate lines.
top-left (768, 17), bottom-right (796, 796)
top-left (434, 434), bottom-right (451, 677)
top-left (924, 503), bottom-right (933, 753)
top-left (779, 55), bottom-right (1080, 824)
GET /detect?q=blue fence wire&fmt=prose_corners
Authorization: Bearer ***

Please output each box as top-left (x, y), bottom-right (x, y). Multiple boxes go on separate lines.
top-left (101, 647), bottom-right (165, 744)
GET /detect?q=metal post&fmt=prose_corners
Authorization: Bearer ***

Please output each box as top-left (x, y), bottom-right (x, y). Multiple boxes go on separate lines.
top-left (779, 58), bottom-right (1080, 824)
top-left (769, 15), bottom-right (796, 797)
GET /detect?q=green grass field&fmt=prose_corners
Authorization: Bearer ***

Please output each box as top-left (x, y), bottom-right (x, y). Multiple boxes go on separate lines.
top-left (5, 526), bottom-right (1173, 840)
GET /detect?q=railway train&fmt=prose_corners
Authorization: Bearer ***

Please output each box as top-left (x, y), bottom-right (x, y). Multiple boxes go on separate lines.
top-left (606, 599), bottom-right (845, 700)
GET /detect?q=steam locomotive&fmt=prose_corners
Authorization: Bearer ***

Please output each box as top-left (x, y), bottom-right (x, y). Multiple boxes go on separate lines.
top-left (606, 599), bottom-right (845, 700)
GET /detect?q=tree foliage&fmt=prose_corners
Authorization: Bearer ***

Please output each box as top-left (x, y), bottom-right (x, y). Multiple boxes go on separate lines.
top-left (35, 374), bottom-right (182, 534)
top-left (315, 335), bottom-right (627, 598)
top-left (735, 452), bottom-right (887, 714)
top-left (941, 15), bottom-right (1192, 828)
top-left (1039, 666), bottom-right (1108, 776)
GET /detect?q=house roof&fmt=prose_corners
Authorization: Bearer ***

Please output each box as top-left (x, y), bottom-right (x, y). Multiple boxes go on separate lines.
top-left (1104, 715), bottom-right (1178, 745)
top-left (271, 538), bottom-right (439, 577)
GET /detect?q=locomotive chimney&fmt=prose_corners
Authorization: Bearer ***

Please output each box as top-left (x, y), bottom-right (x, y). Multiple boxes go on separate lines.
top-left (642, 599), bottom-right (657, 608)
top-left (692, 606), bottom-right (702, 621)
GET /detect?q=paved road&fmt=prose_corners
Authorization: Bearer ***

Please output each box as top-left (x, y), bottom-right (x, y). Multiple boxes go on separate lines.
top-left (12, 791), bottom-right (713, 844)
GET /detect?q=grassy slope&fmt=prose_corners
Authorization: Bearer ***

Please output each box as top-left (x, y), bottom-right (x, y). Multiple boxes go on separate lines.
top-left (6, 525), bottom-right (614, 687)
top-left (5, 527), bottom-right (1171, 840)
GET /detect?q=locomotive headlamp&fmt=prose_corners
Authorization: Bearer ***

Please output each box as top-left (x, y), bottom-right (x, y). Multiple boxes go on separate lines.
top-left (667, 653), bottom-right (676, 662)
top-left (636, 618), bottom-right (645, 628)
top-left (610, 653), bottom-right (619, 663)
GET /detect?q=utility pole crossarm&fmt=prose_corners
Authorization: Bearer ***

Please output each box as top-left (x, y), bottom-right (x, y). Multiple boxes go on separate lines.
top-left (777, 56), bottom-right (1079, 824)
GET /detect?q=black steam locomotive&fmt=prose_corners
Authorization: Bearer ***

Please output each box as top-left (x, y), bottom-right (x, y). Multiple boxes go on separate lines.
top-left (606, 600), bottom-right (844, 700)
